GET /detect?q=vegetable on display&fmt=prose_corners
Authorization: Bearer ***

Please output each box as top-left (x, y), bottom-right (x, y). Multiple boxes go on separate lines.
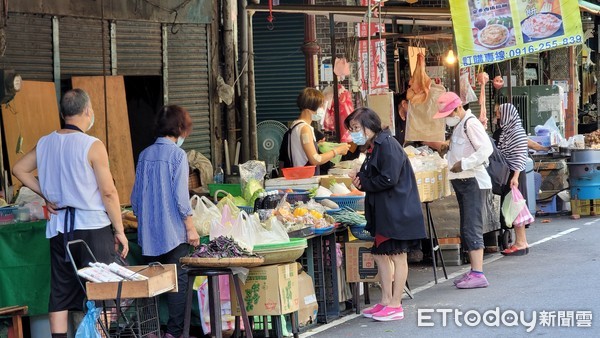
top-left (190, 236), bottom-right (261, 258)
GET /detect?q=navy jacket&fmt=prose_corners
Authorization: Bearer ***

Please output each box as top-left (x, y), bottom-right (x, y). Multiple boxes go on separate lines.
top-left (357, 129), bottom-right (426, 240)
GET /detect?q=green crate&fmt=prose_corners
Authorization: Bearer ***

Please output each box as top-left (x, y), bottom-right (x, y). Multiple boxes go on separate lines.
top-left (208, 183), bottom-right (242, 197)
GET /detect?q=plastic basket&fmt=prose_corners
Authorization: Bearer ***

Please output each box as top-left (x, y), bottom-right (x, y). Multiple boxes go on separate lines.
top-left (237, 206), bottom-right (254, 214)
top-left (0, 206), bottom-right (17, 216)
top-left (314, 196), bottom-right (365, 211)
top-left (208, 183), bottom-right (241, 197)
top-left (281, 166), bottom-right (316, 180)
top-left (349, 223), bottom-right (374, 241)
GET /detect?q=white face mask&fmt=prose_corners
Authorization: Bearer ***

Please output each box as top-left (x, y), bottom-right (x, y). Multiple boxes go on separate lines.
top-left (445, 115), bottom-right (461, 127)
top-left (313, 107), bottom-right (326, 121)
top-left (87, 112), bottom-right (95, 132)
top-left (176, 137), bottom-right (185, 147)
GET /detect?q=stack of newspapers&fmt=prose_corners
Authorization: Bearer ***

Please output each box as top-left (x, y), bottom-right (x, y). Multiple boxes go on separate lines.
top-left (77, 262), bottom-right (149, 283)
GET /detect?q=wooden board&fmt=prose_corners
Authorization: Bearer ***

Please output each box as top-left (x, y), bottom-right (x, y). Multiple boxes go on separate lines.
top-left (180, 256), bottom-right (265, 268)
top-left (71, 76), bottom-right (135, 205)
top-left (1, 81), bottom-right (61, 184)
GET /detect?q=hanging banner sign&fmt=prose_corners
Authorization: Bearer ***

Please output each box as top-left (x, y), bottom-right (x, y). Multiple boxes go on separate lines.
top-left (449, 0), bottom-right (584, 68)
top-left (357, 0), bottom-right (388, 94)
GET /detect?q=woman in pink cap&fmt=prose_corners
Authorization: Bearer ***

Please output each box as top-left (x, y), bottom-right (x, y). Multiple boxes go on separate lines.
top-left (431, 91), bottom-right (493, 289)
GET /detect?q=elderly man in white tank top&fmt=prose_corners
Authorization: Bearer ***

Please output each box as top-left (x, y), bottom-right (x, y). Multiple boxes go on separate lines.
top-left (12, 88), bottom-right (129, 338)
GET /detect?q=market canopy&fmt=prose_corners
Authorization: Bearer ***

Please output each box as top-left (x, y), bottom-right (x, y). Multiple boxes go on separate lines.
top-left (579, 0), bottom-right (600, 16)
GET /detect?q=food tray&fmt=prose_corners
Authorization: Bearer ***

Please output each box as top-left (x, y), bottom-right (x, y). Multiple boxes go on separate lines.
top-left (313, 226), bottom-right (335, 235)
top-left (288, 226), bottom-right (314, 238)
top-left (180, 256), bottom-right (265, 268)
top-left (253, 246), bottom-right (307, 265)
top-left (253, 238), bottom-right (307, 251)
top-left (349, 223), bottom-right (374, 241)
top-left (314, 196), bottom-right (365, 212)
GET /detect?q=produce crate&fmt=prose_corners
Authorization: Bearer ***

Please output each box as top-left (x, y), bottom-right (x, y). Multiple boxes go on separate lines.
top-left (314, 196), bottom-right (365, 212)
top-left (208, 183), bottom-right (242, 197)
top-left (296, 232), bottom-right (339, 323)
top-left (571, 199), bottom-right (600, 216)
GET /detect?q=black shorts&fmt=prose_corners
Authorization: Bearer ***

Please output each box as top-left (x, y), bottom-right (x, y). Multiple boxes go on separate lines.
top-left (49, 225), bottom-right (116, 312)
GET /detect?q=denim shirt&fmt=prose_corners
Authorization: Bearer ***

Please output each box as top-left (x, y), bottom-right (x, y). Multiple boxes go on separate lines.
top-left (131, 137), bottom-right (192, 256)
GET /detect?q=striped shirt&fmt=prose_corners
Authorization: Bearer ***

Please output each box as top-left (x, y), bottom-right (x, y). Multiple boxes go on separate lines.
top-left (131, 137), bottom-right (192, 256)
top-left (497, 104), bottom-right (528, 172)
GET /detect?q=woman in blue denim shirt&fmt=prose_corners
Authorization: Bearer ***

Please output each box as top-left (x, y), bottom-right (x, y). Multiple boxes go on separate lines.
top-left (131, 105), bottom-right (199, 338)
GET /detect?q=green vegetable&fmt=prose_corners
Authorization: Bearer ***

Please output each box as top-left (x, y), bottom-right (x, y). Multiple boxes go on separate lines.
top-left (243, 179), bottom-right (264, 203)
top-left (234, 196), bottom-right (250, 206)
top-left (329, 208), bottom-right (366, 225)
top-left (308, 187), bottom-right (318, 198)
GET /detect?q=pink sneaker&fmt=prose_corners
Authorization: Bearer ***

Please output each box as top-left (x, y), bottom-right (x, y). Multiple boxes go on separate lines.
top-left (453, 272), bottom-right (470, 285)
top-left (372, 305), bottom-right (404, 322)
top-left (455, 273), bottom-right (489, 289)
top-left (362, 303), bottom-right (385, 318)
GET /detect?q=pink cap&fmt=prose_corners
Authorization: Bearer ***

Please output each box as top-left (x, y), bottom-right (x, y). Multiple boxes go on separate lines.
top-left (433, 92), bottom-right (462, 119)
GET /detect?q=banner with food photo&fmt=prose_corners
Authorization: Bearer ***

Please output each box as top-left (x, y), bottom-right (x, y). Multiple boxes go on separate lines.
top-left (450, 0), bottom-right (583, 68)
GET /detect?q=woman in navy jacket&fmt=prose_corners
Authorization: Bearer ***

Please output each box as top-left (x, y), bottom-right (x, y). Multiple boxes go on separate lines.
top-left (345, 107), bottom-right (426, 322)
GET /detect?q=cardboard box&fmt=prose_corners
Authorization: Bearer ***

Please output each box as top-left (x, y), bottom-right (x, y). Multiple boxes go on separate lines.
top-left (320, 176), bottom-right (353, 190)
top-left (345, 241), bottom-right (380, 283)
top-left (297, 271), bottom-right (318, 327)
top-left (415, 170), bottom-right (442, 202)
top-left (231, 263), bottom-right (299, 316)
top-left (86, 264), bottom-right (178, 300)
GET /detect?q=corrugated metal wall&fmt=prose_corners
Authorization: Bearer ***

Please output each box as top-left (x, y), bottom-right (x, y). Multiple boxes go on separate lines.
top-left (167, 24), bottom-right (211, 158)
top-left (253, 12), bottom-right (306, 123)
top-left (2, 14), bottom-right (53, 81)
top-left (60, 17), bottom-right (111, 77)
top-left (116, 21), bottom-right (162, 76)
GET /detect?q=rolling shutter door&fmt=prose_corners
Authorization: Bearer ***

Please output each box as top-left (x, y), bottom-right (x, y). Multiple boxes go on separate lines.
top-left (60, 17), bottom-right (110, 77)
top-left (167, 24), bottom-right (211, 158)
top-left (252, 12), bottom-right (306, 123)
top-left (3, 13), bottom-right (53, 81)
top-left (116, 21), bottom-right (162, 76)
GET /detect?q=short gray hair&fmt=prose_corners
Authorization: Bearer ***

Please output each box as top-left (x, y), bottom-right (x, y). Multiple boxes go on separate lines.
top-left (61, 89), bottom-right (90, 117)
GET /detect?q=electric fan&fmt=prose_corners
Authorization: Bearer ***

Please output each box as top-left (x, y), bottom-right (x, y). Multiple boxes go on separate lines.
top-left (257, 120), bottom-right (288, 173)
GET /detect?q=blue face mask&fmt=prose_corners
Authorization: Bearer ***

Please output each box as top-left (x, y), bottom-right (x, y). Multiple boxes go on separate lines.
top-left (350, 131), bottom-right (367, 145)
top-left (176, 137), bottom-right (185, 147)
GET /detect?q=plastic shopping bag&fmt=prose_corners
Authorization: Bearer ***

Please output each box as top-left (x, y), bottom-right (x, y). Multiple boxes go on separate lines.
top-left (513, 201), bottom-right (534, 228)
top-left (191, 195), bottom-right (221, 236)
top-left (210, 205), bottom-right (235, 239)
top-left (197, 276), bottom-right (243, 334)
top-left (75, 301), bottom-right (101, 338)
top-left (501, 187), bottom-right (527, 228)
top-left (252, 215), bottom-right (289, 245)
top-left (230, 210), bottom-right (256, 251)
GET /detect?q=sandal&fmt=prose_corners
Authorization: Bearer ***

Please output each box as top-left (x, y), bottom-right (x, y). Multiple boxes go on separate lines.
top-left (501, 245), bottom-right (529, 256)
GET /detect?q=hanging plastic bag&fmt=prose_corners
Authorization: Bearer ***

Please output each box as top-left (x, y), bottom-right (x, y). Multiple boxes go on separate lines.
top-left (190, 195), bottom-right (221, 236)
top-left (75, 301), bottom-right (101, 338)
top-left (501, 187), bottom-right (527, 227)
top-left (460, 72), bottom-right (478, 104)
top-left (513, 198), bottom-right (535, 228)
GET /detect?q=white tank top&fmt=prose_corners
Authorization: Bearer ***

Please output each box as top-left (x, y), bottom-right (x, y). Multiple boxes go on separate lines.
top-left (290, 120), bottom-right (315, 167)
top-left (36, 131), bottom-right (111, 238)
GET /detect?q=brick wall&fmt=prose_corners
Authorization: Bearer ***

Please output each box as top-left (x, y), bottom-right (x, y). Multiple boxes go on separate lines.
top-left (315, 0), bottom-right (354, 59)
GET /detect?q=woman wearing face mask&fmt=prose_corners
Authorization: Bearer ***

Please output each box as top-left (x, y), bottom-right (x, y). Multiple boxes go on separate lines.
top-left (492, 103), bottom-right (531, 255)
top-left (431, 92), bottom-right (493, 289)
top-left (131, 105), bottom-right (199, 338)
top-left (288, 88), bottom-right (350, 173)
top-left (346, 108), bottom-right (426, 322)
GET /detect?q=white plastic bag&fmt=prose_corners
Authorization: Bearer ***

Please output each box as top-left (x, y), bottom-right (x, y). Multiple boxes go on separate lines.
top-left (210, 204), bottom-right (234, 239)
top-left (190, 195), bottom-right (221, 236)
top-left (501, 187), bottom-right (527, 227)
top-left (230, 211), bottom-right (256, 252)
top-left (460, 72), bottom-right (478, 104)
top-left (253, 216), bottom-right (290, 245)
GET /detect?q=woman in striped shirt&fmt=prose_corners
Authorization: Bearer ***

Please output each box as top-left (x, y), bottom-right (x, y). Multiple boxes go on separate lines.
top-left (493, 103), bottom-right (531, 256)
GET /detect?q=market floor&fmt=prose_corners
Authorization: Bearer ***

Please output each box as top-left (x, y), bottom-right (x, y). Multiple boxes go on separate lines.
top-left (302, 214), bottom-right (600, 337)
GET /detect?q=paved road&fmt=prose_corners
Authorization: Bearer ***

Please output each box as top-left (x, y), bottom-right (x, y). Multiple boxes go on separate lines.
top-left (303, 215), bottom-right (600, 337)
